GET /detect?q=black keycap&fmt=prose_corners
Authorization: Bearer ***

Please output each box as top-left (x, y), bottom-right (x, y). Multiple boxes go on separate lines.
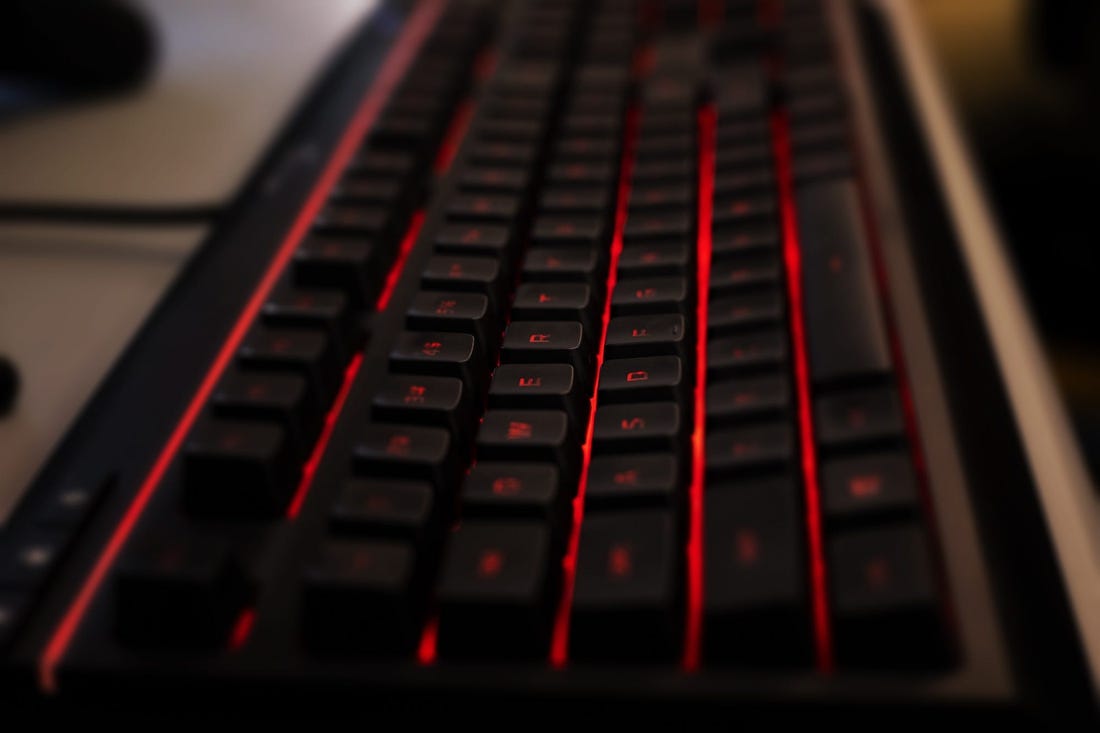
top-left (717, 118), bottom-right (769, 146)
top-left (822, 452), bottom-right (920, 522)
top-left (33, 481), bottom-right (109, 530)
top-left (460, 165), bottom-right (530, 193)
top-left (712, 224), bottom-right (779, 257)
top-left (302, 538), bottom-right (422, 654)
top-left (706, 375), bottom-right (790, 425)
top-left (797, 179), bottom-right (892, 384)
top-left (390, 331), bottom-right (485, 395)
top-left (604, 314), bottom-right (688, 359)
top-left (830, 523), bottom-right (949, 667)
top-left (371, 374), bottom-right (467, 434)
top-left (710, 255), bottom-right (782, 294)
top-left (421, 256), bottom-right (505, 310)
top-left (294, 236), bottom-right (378, 306)
top-left (239, 327), bottom-right (341, 407)
top-left (631, 158), bottom-right (694, 183)
top-left (593, 402), bottom-right (683, 453)
top-left (329, 479), bottom-right (435, 542)
top-left (210, 370), bottom-right (318, 457)
top-left (555, 136), bottom-right (619, 161)
top-left (713, 64), bottom-right (767, 116)
top-left (708, 291), bottom-right (785, 333)
top-left (478, 118), bottom-right (546, 143)
top-left (570, 510), bottom-right (680, 660)
top-left (182, 419), bottom-right (297, 517)
top-left (612, 277), bottom-right (689, 316)
top-left (114, 533), bottom-right (250, 647)
top-left (354, 423), bottom-right (457, 489)
top-left (447, 193), bottom-right (520, 222)
top-left (314, 204), bottom-right (390, 237)
top-left (598, 356), bottom-right (685, 404)
top-left (714, 167), bottom-right (775, 197)
top-left (511, 283), bottom-right (596, 334)
top-left (706, 422), bottom-right (793, 476)
top-left (489, 364), bottom-right (585, 426)
top-left (522, 247), bottom-right (601, 283)
top-left (470, 140), bottom-right (538, 166)
top-left (531, 216), bottom-right (609, 249)
top-left (705, 479), bottom-right (810, 664)
top-left (587, 454), bottom-right (681, 508)
top-left (261, 287), bottom-right (359, 359)
top-left (716, 142), bottom-right (773, 171)
top-left (547, 160), bottom-right (616, 187)
top-left (707, 330), bottom-right (788, 376)
top-left (435, 222), bottom-right (512, 258)
top-left (618, 242), bottom-right (691, 277)
top-left (623, 212), bottom-right (693, 243)
top-left (815, 387), bottom-right (905, 449)
top-left (540, 186), bottom-right (614, 215)
top-left (329, 177), bottom-right (401, 206)
top-left (500, 321), bottom-right (592, 389)
top-left (633, 136), bottom-right (695, 163)
top-left (436, 521), bottom-right (556, 658)
top-left (347, 150), bottom-right (415, 178)
top-left (406, 291), bottom-right (495, 348)
top-left (477, 410), bottom-right (579, 481)
top-left (462, 462), bottom-right (565, 523)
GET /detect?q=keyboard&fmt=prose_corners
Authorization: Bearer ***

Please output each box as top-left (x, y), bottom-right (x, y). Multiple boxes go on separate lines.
top-left (2, 0), bottom-right (1091, 719)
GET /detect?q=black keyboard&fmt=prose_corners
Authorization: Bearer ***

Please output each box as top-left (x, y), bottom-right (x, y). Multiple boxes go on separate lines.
top-left (2, 0), bottom-right (1092, 720)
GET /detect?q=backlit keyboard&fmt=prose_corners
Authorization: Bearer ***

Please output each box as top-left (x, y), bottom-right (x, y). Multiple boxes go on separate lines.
top-left (7, 0), bottom-right (1020, 712)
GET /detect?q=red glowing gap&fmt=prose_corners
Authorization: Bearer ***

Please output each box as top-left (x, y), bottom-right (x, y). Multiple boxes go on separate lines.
top-left (549, 106), bottom-right (639, 668)
top-left (417, 617), bottom-right (440, 665)
top-left (375, 211), bottom-right (426, 312)
top-left (36, 0), bottom-right (446, 693)
top-left (433, 101), bottom-right (474, 174)
top-left (228, 609), bottom-right (256, 651)
top-left (770, 109), bottom-right (834, 673)
top-left (682, 105), bottom-right (715, 672)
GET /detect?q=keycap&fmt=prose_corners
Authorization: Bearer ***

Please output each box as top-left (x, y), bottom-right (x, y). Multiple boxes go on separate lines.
top-left (210, 369), bottom-right (319, 457)
top-left (261, 287), bottom-right (359, 360)
top-left (406, 291), bottom-right (495, 348)
top-left (593, 402), bottom-right (683, 453)
top-left (329, 478), bottom-right (435, 543)
top-left (238, 327), bottom-right (341, 407)
top-left (522, 247), bottom-right (601, 283)
top-left (714, 167), bottom-right (775, 197)
top-left (540, 186), bottom-right (614, 217)
top-left (707, 330), bottom-right (788, 376)
top-left (716, 142), bottom-right (773, 172)
top-left (570, 510), bottom-right (680, 660)
top-left (604, 314), bottom-right (687, 359)
top-left (314, 204), bottom-right (390, 237)
top-left (447, 193), bottom-right (521, 222)
top-left (822, 453), bottom-right (920, 522)
top-left (709, 256), bottom-right (782, 294)
top-left (708, 291), bottom-right (785, 333)
top-left (632, 138), bottom-right (695, 165)
top-left (354, 424), bottom-right (457, 489)
top-left (830, 523), bottom-right (949, 667)
top-left (470, 140), bottom-right (538, 166)
top-left (460, 165), bottom-right (530, 192)
top-left (531, 216), bottom-right (610, 249)
top-left (815, 387), bottom-right (905, 449)
top-left (477, 410), bottom-right (579, 482)
top-left (302, 538), bottom-right (422, 653)
top-left (598, 356), bottom-right (685, 405)
top-left (421, 255), bottom-right (505, 310)
top-left (347, 150), bottom-right (415, 178)
top-left (462, 462), bottom-right (566, 523)
top-left (586, 454), bottom-right (681, 508)
top-left (704, 479), bottom-right (810, 664)
top-left (489, 363), bottom-right (585, 426)
top-left (796, 179), bottom-right (892, 385)
top-left (706, 375), bottom-right (790, 425)
top-left (114, 533), bottom-right (250, 647)
top-left (623, 212), bottom-right (693, 243)
top-left (611, 277), bottom-right (689, 316)
top-left (435, 223), bottom-right (512, 258)
top-left (389, 331), bottom-right (486, 394)
top-left (182, 419), bottom-right (297, 517)
top-left (371, 375), bottom-right (468, 434)
top-left (436, 521), bottom-right (556, 658)
top-left (329, 177), bottom-right (402, 206)
top-left (554, 137), bottom-right (619, 162)
top-left (546, 160), bottom-right (616, 187)
top-left (294, 236), bottom-right (378, 306)
top-left (511, 283), bottom-right (596, 335)
top-left (712, 224), bottom-right (779, 257)
top-left (500, 321), bottom-right (592, 388)
top-left (618, 242), bottom-right (691, 277)
top-left (706, 422), bottom-right (793, 476)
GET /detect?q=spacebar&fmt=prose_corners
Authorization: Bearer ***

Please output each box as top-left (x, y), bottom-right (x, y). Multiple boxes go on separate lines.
top-left (796, 178), bottom-right (892, 386)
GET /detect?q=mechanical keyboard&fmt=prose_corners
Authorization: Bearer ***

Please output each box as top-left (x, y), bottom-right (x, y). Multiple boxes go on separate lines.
top-left (3, 0), bottom-right (1096, 721)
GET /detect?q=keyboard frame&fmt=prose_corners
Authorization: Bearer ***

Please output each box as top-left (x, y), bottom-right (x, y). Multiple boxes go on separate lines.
top-left (1, 0), bottom-right (1093, 720)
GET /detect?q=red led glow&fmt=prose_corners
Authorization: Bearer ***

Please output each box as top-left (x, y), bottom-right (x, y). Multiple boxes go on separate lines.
top-left (284, 353), bottom-right (363, 519)
top-left (549, 107), bottom-right (639, 668)
top-left (417, 617), bottom-right (439, 665)
top-left (374, 211), bottom-right (425, 312)
top-left (433, 100), bottom-right (475, 174)
top-left (36, 0), bottom-right (446, 693)
top-left (771, 109), bottom-right (834, 673)
top-left (683, 105), bottom-right (715, 672)
top-left (228, 608), bottom-right (256, 651)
